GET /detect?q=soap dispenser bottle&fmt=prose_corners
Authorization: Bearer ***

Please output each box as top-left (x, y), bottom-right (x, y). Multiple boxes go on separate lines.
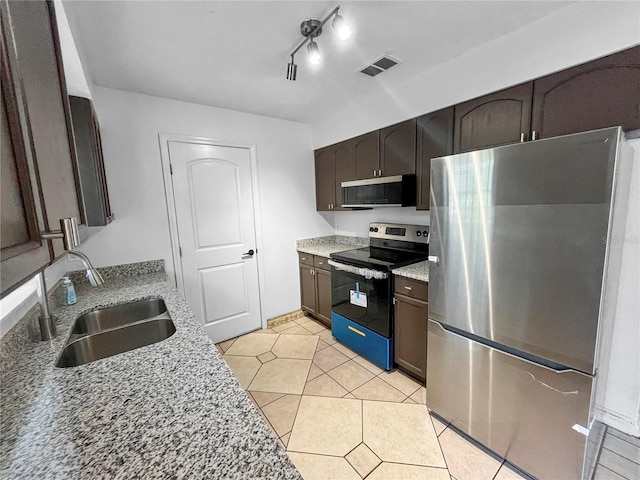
top-left (62, 277), bottom-right (77, 305)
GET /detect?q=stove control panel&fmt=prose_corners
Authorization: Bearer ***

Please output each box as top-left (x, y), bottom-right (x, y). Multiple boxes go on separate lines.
top-left (368, 223), bottom-right (429, 244)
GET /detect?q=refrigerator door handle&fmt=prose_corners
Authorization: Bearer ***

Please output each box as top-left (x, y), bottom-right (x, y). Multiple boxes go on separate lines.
top-left (427, 255), bottom-right (439, 264)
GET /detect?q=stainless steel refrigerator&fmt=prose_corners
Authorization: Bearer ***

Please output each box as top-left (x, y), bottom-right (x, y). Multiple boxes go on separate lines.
top-left (426, 127), bottom-right (633, 479)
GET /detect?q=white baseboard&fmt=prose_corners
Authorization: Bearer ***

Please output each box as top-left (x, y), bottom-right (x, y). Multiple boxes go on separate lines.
top-left (593, 405), bottom-right (640, 437)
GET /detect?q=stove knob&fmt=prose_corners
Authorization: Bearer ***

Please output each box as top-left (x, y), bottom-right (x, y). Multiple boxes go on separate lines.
top-left (373, 227), bottom-right (379, 232)
top-left (423, 230), bottom-right (428, 237)
top-left (369, 227), bottom-right (374, 232)
top-left (416, 231), bottom-right (421, 236)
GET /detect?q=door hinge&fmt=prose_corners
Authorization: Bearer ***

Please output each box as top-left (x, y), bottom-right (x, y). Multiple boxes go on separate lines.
top-left (393, 297), bottom-right (396, 305)
top-left (169, 164), bottom-right (173, 175)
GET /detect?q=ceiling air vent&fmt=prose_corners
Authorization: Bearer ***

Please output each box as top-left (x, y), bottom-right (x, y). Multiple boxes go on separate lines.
top-left (359, 55), bottom-right (401, 77)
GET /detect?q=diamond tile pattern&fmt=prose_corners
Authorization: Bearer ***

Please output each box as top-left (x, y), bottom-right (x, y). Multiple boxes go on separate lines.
top-left (219, 316), bottom-right (508, 480)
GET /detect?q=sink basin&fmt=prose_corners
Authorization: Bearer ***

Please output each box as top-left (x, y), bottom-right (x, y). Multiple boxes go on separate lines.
top-left (56, 298), bottom-right (176, 368)
top-left (56, 318), bottom-right (176, 368)
top-left (72, 298), bottom-right (168, 334)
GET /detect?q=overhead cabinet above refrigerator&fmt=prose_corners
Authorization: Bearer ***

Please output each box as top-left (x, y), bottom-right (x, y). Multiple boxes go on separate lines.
top-left (426, 127), bottom-right (633, 479)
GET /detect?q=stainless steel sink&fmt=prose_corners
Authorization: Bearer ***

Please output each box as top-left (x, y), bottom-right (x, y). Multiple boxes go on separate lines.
top-left (72, 298), bottom-right (168, 334)
top-left (56, 298), bottom-right (176, 368)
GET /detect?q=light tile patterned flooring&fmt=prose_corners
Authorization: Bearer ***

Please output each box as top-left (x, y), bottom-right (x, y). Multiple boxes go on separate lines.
top-left (217, 315), bottom-right (527, 480)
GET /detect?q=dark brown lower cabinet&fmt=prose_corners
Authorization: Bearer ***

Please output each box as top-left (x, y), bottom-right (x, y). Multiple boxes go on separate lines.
top-left (394, 276), bottom-right (428, 382)
top-left (298, 253), bottom-right (331, 327)
top-left (315, 268), bottom-right (332, 325)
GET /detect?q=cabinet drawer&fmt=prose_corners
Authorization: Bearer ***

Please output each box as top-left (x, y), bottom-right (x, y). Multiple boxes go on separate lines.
top-left (395, 276), bottom-right (428, 301)
top-left (313, 255), bottom-right (330, 271)
top-left (298, 252), bottom-right (314, 266)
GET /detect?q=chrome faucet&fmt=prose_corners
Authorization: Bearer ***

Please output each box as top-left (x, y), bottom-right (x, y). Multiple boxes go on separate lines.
top-left (37, 249), bottom-right (104, 341)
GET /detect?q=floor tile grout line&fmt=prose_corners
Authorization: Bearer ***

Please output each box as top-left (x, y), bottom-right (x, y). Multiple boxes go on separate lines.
top-left (432, 415), bottom-right (453, 476)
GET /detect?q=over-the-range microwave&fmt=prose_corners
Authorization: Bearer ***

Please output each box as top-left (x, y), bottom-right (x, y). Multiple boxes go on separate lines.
top-left (341, 174), bottom-right (416, 208)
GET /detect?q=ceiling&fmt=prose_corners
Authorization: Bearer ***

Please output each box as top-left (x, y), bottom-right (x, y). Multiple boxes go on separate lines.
top-left (63, 1), bottom-right (573, 124)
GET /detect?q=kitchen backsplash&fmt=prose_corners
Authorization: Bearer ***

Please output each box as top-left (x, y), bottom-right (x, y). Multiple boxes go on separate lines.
top-left (333, 207), bottom-right (430, 237)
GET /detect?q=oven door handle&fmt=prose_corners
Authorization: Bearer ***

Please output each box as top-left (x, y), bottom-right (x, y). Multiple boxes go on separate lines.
top-left (328, 260), bottom-right (388, 280)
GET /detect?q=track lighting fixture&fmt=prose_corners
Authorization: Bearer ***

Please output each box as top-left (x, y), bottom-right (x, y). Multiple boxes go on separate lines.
top-left (285, 5), bottom-right (351, 81)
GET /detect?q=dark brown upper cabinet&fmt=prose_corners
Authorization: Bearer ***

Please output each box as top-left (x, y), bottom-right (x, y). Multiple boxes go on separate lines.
top-left (7, 0), bottom-right (82, 259)
top-left (454, 82), bottom-right (533, 153)
top-left (314, 147), bottom-right (334, 211)
top-left (380, 119), bottom-right (417, 176)
top-left (1, 2), bottom-right (50, 296)
top-left (332, 140), bottom-right (353, 211)
top-left (353, 131), bottom-right (379, 180)
top-left (69, 96), bottom-right (113, 226)
top-left (416, 108), bottom-right (454, 210)
top-left (314, 140), bottom-right (354, 211)
top-left (532, 46), bottom-right (640, 139)
top-left (1, 0), bottom-right (83, 295)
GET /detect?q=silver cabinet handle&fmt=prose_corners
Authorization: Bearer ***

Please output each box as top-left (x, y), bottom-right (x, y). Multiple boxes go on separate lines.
top-left (520, 132), bottom-right (525, 142)
top-left (404, 286), bottom-right (412, 291)
top-left (428, 256), bottom-right (439, 264)
top-left (532, 130), bottom-right (538, 140)
top-left (318, 261), bottom-right (324, 265)
top-left (378, 169), bottom-right (382, 176)
top-left (373, 169), bottom-right (376, 177)
top-left (301, 257), bottom-right (307, 261)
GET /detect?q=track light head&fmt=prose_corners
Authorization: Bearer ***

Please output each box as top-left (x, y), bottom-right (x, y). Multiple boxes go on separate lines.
top-left (286, 59), bottom-right (297, 81)
top-left (307, 39), bottom-right (321, 64)
top-left (332, 13), bottom-right (351, 40)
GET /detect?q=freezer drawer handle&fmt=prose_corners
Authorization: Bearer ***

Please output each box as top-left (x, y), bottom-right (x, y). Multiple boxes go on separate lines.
top-left (348, 325), bottom-right (366, 337)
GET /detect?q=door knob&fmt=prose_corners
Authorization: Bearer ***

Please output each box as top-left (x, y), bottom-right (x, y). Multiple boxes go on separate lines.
top-left (242, 249), bottom-right (255, 257)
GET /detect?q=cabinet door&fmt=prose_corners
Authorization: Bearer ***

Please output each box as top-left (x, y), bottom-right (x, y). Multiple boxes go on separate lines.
top-left (1, 9), bottom-right (50, 295)
top-left (353, 131), bottom-right (379, 180)
top-left (380, 119), bottom-right (416, 176)
top-left (394, 293), bottom-right (427, 382)
top-left (9, 0), bottom-right (82, 258)
top-left (416, 108), bottom-right (454, 210)
top-left (315, 267), bottom-right (332, 327)
top-left (532, 46), bottom-right (640, 138)
top-left (454, 82), bottom-right (533, 153)
top-left (300, 264), bottom-right (317, 314)
top-left (314, 147), bottom-right (334, 211)
top-left (332, 140), bottom-right (353, 210)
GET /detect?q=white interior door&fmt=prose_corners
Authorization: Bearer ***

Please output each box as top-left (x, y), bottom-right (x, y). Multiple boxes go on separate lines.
top-left (168, 140), bottom-right (261, 343)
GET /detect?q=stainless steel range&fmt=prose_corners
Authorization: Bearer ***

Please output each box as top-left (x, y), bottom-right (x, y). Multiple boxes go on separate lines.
top-left (329, 223), bottom-right (428, 370)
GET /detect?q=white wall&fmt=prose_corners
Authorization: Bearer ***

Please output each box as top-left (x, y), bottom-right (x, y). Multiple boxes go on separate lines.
top-left (78, 86), bottom-right (333, 321)
top-left (311, 2), bottom-right (640, 148)
top-left (53, 0), bottom-right (92, 98)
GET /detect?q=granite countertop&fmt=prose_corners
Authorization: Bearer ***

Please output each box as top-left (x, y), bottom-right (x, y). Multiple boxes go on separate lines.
top-left (392, 260), bottom-right (430, 282)
top-left (296, 235), bottom-right (368, 257)
top-left (0, 262), bottom-right (300, 479)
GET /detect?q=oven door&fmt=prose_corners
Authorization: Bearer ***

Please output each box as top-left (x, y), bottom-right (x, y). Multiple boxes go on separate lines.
top-left (329, 260), bottom-right (392, 337)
